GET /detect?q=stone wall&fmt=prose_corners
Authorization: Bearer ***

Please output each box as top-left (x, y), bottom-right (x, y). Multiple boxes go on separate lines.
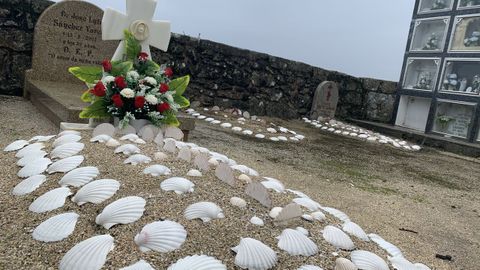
top-left (0, 0), bottom-right (398, 123)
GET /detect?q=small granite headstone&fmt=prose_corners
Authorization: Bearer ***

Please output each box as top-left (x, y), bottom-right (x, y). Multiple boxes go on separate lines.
top-left (245, 182), bottom-right (272, 208)
top-left (215, 163), bottom-right (236, 187)
top-left (194, 152), bottom-right (210, 172)
top-left (92, 123), bottom-right (115, 137)
top-left (274, 203), bottom-right (302, 226)
top-left (177, 147), bottom-right (192, 162)
top-left (310, 81), bottom-right (339, 120)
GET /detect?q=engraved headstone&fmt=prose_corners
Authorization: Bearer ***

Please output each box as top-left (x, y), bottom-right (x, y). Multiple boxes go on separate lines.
top-left (310, 81), bottom-right (339, 120)
top-left (163, 138), bottom-right (177, 153)
top-left (140, 126), bottom-right (156, 143)
top-left (194, 152), bottom-right (210, 172)
top-left (154, 132), bottom-right (164, 148)
top-left (92, 123), bottom-right (115, 137)
top-left (245, 182), bottom-right (272, 208)
top-left (274, 203), bottom-right (302, 226)
top-left (215, 163), bottom-right (236, 187)
top-left (164, 126), bottom-right (184, 141)
top-left (177, 147), bottom-right (192, 162)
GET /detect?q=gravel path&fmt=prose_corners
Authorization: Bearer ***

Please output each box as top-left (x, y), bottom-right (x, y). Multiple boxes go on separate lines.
top-left (0, 96), bottom-right (478, 269)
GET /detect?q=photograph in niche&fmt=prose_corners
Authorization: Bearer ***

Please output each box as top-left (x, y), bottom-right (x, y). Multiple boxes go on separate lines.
top-left (410, 18), bottom-right (449, 52)
top-left (433, 100), bottom-right (475, 138)
top-left (402, 58), bottom-right (440, 91)
top-left (450, 15), bottom-right (480, 51)
top-left (441, 59), bottom-right (480, 95)
top-left (418, 0), bottom-right (453, 14)
top-left (458, 0), bottom-right (480, 9)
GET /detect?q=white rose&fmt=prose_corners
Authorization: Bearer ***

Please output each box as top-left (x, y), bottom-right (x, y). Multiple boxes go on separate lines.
top-left (103, 76), bottom-right (115, 84)
top-left (120, 88), bottom-right (135, 98)
top-left (145, 94), bottom-right (158, 105)
top-left (127, 70), bottom-right (140, 81)
top-left (144, 76), bottom-right (157, 86)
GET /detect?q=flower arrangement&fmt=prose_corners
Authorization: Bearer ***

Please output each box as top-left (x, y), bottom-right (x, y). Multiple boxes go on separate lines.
top-left (69, 30), bottom-right (190, 127)
top-left (423, 33), bottom-right (439, 50)
top-left (464, 31), bottom-right (480, 47)
top-left (436, 115), bottom-right (454, 130)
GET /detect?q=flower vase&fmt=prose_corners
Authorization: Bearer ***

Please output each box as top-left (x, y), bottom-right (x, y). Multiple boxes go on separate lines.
top-left (114, 117), bottom-right (150, 134)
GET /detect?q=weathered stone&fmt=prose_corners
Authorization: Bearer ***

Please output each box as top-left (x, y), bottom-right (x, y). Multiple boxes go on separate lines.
top-left (379, 81), bottom-right (398, 94)
top-left (366, 92), bottom-right (395, 123)
top-left (0, 29), bottom-right (33, 51)
top-left (310, 81), bottom-right (339, 119)
top-left (362, 78), bottom-right (381, 91)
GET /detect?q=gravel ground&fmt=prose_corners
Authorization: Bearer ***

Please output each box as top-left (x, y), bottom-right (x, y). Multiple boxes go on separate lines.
top-left (0, 96), bottom-right (479, 269)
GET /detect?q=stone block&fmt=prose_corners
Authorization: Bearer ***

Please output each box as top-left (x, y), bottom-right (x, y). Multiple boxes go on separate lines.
top-left (366, 92), bottom-right (395, 123)
top-left (362, 78), bottom-right (381, 91)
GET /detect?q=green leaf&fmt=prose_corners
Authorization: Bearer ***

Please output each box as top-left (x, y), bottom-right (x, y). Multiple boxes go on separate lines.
top-left (144, 60), bottom-right (160, 76)
top-left (68, 66), bottom-right (102, 84)
top-left (173, 94), bottom-right (190, 108)
top-left (111, 61), bottom-right (133, 76)
top-left (79, 99), bottom-right (110, 119)
top-left (162, 111), bottom-right (180, 127)
top-left (124, 30), bottom-right (141, 61)
top-left (169, 75), bottom-right (190, 96)
top-left (81, 90), bottom-right (93, 103)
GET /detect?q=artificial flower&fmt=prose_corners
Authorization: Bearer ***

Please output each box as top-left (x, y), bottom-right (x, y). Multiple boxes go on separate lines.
top-left (157, 102), bottom-right (170, 113)
top-left (138, 52), bottom-right (149, 61)
top-left (120, 88), bottom-right (135, 98)
top-left (145, 94), bottom-right (158, 105)
top-left (144, 76), bottom-right (157, 86)
top-left (160, 83), bottom-right (169, 93)
top-left (126, 70), bottom-right (140, 81)
top-left (102, 59), bottom-right (112, 72)
top-left (115, 76), bottom-right (127, 89)
top-left (135, 96), bottom-right (146, 109)
top-left (164, 67), bottom-right (173, 77)
top-left (103, 76), bottom-right (115, 84)
top-left (91, 81), bottom-right (106, 97)
top-left (112, 94), bottom-right (123, 108)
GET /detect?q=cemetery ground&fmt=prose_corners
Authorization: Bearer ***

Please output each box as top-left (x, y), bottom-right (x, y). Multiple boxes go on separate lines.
top-left (0, 95), bottom-right (479, 270)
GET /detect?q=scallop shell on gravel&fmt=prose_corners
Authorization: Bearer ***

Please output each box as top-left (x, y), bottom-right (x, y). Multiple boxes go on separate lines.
top-left (368, 233), bottom-right (403, 258)
top-left (187, 169), bottom-right (202, 177)
top-left (120, 134), bottom-right (139, 142)
top-left (47, 155), bottom-right (84, 174)
top-left (184, 202), bottom-right (225, 222)
top-left (277, 228), bottom-right (318, 256)
top-left (114, 144), bottom-right (141, 156)
top-left (95, 196), bottom-right (146, 229)
top-left (322, 207), bottom-right (351, 222)
top-left (16, 143), bottom-right (45, 158)
top-left (72, 179), bottom-right (121, 206)
top-left (261, 177), bottom-right (285, 193)
top-left (322, 225), bottom-right (355, 250)
top-left (51, 142), bottom-right (84, 159)
top-left (29, 187), bottom-right (72, 213)
top-left (298, 266), bottom-right (323, 270)
top-left (124, 154), bottom-right (152, 165)
top-left (58, 130), bottom-right (81, 136)
top-left (231, 164), bottom-right (259, 177)
top-left (161, 177), bottom-right (195, 194)
top-left (230, 197), bottom-right (247, 208)
top-left (293, 197), bottom-right (321, 211)
top-left (250, 216), bottom-right (264, 226)
top-left (350, 250), bottom-right (389, 270)
top-left (335, 258), bottom-right (357, 270)
top-left (167, 255), bottom-right (227, 270)
top-left (143, 165), bottom-right (171, 176)
top-left (238, 174), bottom-right (252, 183)
top-left (12, 175), bottom-right (47, 196)
top-left (296, 227), bottom-right (309, 236)
top-left (134, 220), bottom-right (187, 253)
top-left (269, 207), bottom-right (283, 218)
top-left (17, 150), bottom-right (47, 167)
top-left (120, 260), bottom-right (155, 270)
top-left (342, 221), bottom-right (369, 241)
top-left (52, 134), bottom-right (81, 148)
top-left (311, 211), bottom-right (326, 221)
top-left (106, 139), bottom-right (121, 148)
top-left (30, 135), bottom-right (56, 142)
top-left (59, 166), bottom-right (99, 187)
top-left (18, 158), bottom-right (52, 178)
top-left (32, 212), bottom-right (79, 242)
top-left (4, 139), bottom-right (29, 152)
top-left (232, 238), bottom-right (277, 270)
top-left (90, 134), bottom-right (112, 143)
top-left (59, 234), bottom-right (114, 270)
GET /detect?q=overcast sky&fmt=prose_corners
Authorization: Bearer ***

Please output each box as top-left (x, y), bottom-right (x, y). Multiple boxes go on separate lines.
top-left (55, 0), bottom-right (415, 81)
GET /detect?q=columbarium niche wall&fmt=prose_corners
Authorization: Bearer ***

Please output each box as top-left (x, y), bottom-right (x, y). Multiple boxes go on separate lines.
top-left (418, 0), bottom-right (454, 14)
top-left (395, 95), bottom-right (432, 132)
top-left (402, 58), bottom-right (440, 91)
top-left (411, 17), bottom-right (449, 52)
top-left (440, 59), bottom-right (480, 95)
top-left (433, 100), bottom-right (477, 138)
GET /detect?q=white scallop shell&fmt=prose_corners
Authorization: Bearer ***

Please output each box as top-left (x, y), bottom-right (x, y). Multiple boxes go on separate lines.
top-left (250, 216), bottom-right (264, 226)
top-left (154, 152), bottom-right (168, 161)
top-left (187, 169), bottom-right (202, 177)
top-left (16, 143), bottom-right (45, 158)
top-left (59, 234), bottom-right (114, 270)
top-left (106, 138), bottom-right (121, 148)
top-left (95, 196), bottom-right (146, 229)
top-left (232, 238), bottom-right (277, 270)
top-left (53, 134), bottom-right (82, 148)
top-left (269, 207), bottom-right (283, 219)
top-left (47, 155), bottom-right (84, 174)
top-left (115, 144), bottom-right (141, 155)
top-left (29, 187), bottom-right (71, 213)
top-left (90, 134), bottom-right (112, 143)
top-left (221, 123), bottom-right (232, 128)
top-left (322, 207), bottom-right (351, 222)
top-left (178, 147), bottom-right (192, 162)
top-left (231, 164), bottom-right (259, 177)
top-left (270, 137), bottom-right (280, 142)
top-left (322, 225), bottom-right (355, 250)
top-left (163, 138), bottom-right (177, 153)
top-left (134, 220), bottom-right (187, 253)
top-left (30, 135), bottom-right (56, 142)
top-left (184, 202), bottom-right (224, 222)
top-left (296, 227), bottom-right (309, 236)
top-left (350, 250), bottom-right (389, 270)
top-left (261, 177), bottom-right (285, 193)
top-left (238, 174), bottom-right (252, 183)
top-left (135, 138), bottom-right (146, 144)
top-left (255, 134), bottom-right (266, 139)
top-left (72, 179), bottom-right (121, 206)
top-left (230, 197), bottom-right (247, 208)
top-left (277, 136), bottom-right (288, 141)
top-left (120, 133), bottom-right (140, 142)
top-left (277, 228), bottom-right (318, 256)
top-left (124, 154), bottom-right (152, 165)
top-left (293, 197), bottom-right (321, 211)
top-left (388, 256), bottom-right (419, 270)
top-left (302, 214), bottom-right (314, 222)
top-left (287, 189), bottom-right (310, 198)
top-left (120, 260), bottom-right (155, 270)
top-left (16, 150), bottom-right (47, 167)
top-left (18, 158), bottom-right (52, 178)
top-left (143, 165), bottom-right (171, 176)
top-left (58, 130), bottom-right (81, 136)
top-left (298, 266), bottom-right (323, 270)
top-left (267, 128), bottom-right (277, 133)
top-left (161, 177), bottom-right (195, 194)
top-left (311, 211), bottom-right (326, 221)
top-left (211, 120), bottom-right (221, 124)
top-left (59, 166), bottom-right (99, 187)
top-left (368, 233), bottom-right (403, 258)
top-left (32, 212), bottom-right (79, 242)
top-left (168, 255), bottom-right (226, 270)
top-left (342, 222), bottom-right (369, 241)
top-left (165, 126), bottom-right (184, 140)
top-left (4, 139), bottom-right (29, 152)
top-left (335, 258), bottom-right (358, 270)
top-left (12, 175), bottom-right (47, 196)
top-left (232, 127), bottom-right (243, 132)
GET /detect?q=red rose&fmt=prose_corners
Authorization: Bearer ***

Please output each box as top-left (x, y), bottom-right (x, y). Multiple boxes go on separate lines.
top-left (112, 94), bottom-right (123, 108)
top-left (157, 102), bottom-right (170, 113)
top-left (164, 67), bottom-right (173, 77)
top-left (138, 52), bottom-right (149, 61)
top-left (114, 76), bottom-right (127, 89)
top-left (134, 96), bottom-right (145, 109)
top-left (91, 81), bottom-right (106, 97)
top-left (160, 83), bottom-right (169, 93)
top-left (102, 59), bottom-right (112, 72)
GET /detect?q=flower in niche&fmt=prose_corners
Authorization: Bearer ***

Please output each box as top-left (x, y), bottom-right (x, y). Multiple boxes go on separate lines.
top-left (112, 94), bottom-right (123, 108)
top-left (103, 76), bottom-right (115, 84)
top-left (102, 59), bottom-right (112, 72)
top-left (144, 76), bottom-right (157, 86)
top-left (160, 83), bottom-right (169, 93)
top-left (91, 81), bottom-right (106, 97)
top-left (157, 102), bottom-right (170, 113)
top-left (115, 76), bottom-right (127, 89)
top-left (127, 70), bottom-right (140, 81)
top-left (138, 52), bottom-right (149, 62)
top-left (135, 96), bottom-right (146, 109)
top-left (120, 88), bottom-right (135, 98)
top-left (145, 94), bottom-right (158, 105)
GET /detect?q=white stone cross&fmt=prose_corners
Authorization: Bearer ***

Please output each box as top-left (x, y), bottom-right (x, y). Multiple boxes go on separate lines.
top-left (102, 0), bottom-right (171, 61)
